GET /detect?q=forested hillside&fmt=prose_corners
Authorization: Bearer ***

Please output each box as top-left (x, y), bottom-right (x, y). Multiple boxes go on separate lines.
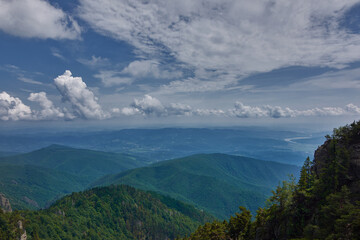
top-left (94, 154), bottom-right (300, 219)
top-left (0, 185), bottom-right (214, 240)
top-left (183, 121), bottom-right (360, 239)
top-left (0, 145), bottom-right (147, 209)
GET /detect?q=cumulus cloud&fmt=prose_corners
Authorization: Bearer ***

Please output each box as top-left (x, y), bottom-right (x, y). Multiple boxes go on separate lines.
top-left (28, 92), bottom-right (66, 120)
top-left (121, 95), bottom-right (360, 119)
top-left (122, 95), bottom-right (192, 117)
top-left (54, 70), bottom-right (109, 119)
top-left (0, 91), bottom-right (32, 121)
top-left (78, 0), bottom-right (360, 92)
top-left (0, 0), bottom-right (81, 39)
top-left (228, 102), bottom-right (351, 118)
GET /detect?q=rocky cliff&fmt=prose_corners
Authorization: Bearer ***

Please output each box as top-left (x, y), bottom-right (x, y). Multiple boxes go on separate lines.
top-left (0, 192), bottom-right (12, 213)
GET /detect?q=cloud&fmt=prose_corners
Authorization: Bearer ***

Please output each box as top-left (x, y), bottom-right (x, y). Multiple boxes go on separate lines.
top-left (122, 95), bottom-right (192, 117)
top-left (228, 102), bottom-right (350, 118)
top-left (1, 64), bottom-right (45, 85)
top-left (79, 0), bottom-right (360, 92)
top-left (0, 0), bottom-right (81, 39)
top-left (0, 91), bottom-right (32, 121)
top-left (51, 48), bottom-right (66, 60)
top-left (122, 60), bottom-right (182, 79)
top-left (28, 92), bottom-right (66, 120)
top-left (77, 55), bottom-right (109, 68)
top-left (122, 95), bottom-right (360, 119)
top-left (94, 70), bottom-right (133, 87)
top-left (94, 60), bottom-right (182, 87)
top-left (54, 70), bottom-right (109, 119)
top-left (17, 76), bottom-right (43, 85)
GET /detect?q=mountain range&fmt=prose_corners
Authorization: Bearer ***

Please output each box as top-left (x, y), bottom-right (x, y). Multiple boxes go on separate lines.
top-left (93, 153), bottom-right (300, 218)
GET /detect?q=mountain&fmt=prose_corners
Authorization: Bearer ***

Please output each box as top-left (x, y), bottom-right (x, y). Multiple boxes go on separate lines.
top-left (183, 121), bottom-right (360, 240)
top-left (0, 185), bottom-right (214, 240)
top-left (0, 144), bottom-right (148, 179)
top-left (0, 164), bottom-right (88, 210)
top-left (93, 153), bottom-right (300, 219)
top-left (0, 145), bottom-right (149, 209)
top-left (0, 128), bottom-right (326, 165)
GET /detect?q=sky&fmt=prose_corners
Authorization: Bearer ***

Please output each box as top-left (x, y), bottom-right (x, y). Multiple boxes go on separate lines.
top-left (1, 0), bottom-right (360, 130)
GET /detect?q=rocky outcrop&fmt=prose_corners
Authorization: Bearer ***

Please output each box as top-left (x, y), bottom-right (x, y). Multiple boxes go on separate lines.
top-left (18, 220), bottom-right (27, 240)
top-left (0, 193), bottom-right (12, 213)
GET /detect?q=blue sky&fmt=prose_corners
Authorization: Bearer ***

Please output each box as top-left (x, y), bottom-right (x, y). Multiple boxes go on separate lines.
top-left (1, 0), bottom-right (360, 130)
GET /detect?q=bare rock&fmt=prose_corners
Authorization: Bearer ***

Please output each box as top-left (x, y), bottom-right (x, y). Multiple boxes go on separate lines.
top-left (0, 193), bottom-right (12, 213)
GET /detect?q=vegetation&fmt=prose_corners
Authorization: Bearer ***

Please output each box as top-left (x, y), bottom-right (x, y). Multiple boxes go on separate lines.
top-left (0, 185), bottom-right (214, 240)
top-left (94, 153), bottom-right (300, 219)
top-left (0, 145), bottom-right (148, 209)
top-left (0, 144), bottom-right (147, 178)
top-left (0, 164), bottom-right (88, 210)
top-left (183, 121), bottom-right (360, 239)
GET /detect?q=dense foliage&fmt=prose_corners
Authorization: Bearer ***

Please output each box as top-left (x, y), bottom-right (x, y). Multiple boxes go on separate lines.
top-left (95, 153), bottom-right (299, 219)
top-left (183, 121), bottom-right (360, 239)
top-left (0, 145), bottom-right (148, 209)
top-left (0, 185), bottom-right (214, 240)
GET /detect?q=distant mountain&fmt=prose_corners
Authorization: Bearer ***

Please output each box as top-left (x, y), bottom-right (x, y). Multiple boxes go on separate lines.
top-left (0, 164), bottom-right (88, 209)
top-left (0, 185), bottom-right (215, 240)
top-left (0, 144), bottom-right (148, 179)
top-left (93, 153), bottom-right (300, 219)
top-left (0, 128), bottom-right (326, 165)
top-left (0, 145), bottom-right (149, 209)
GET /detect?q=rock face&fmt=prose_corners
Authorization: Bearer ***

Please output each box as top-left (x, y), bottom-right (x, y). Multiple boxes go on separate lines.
top-left (0, 193), bottom-right (12, 213)
top-left (18, 220), bottom-right (27, 240)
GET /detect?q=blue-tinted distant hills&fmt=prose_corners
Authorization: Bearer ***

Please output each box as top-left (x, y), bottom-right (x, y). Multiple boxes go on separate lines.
top-left (0, 128), bottom-right (326, 165)
top-left (0, 145), bottom-right (148, 209)
top-left (93, 153), bottom-right (300, 219)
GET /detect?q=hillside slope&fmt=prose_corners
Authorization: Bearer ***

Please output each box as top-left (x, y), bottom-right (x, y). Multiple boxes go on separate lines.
top-left (0, 144), bottom-right (147, 179)
top-left (0, 185), bottom-right (214, 240)
top-left (94, 153), bottom-right (300, 219)
top-left (0, 164), bottom-right (89, 210)
top-left (0, 145), bottom-right (148, 210)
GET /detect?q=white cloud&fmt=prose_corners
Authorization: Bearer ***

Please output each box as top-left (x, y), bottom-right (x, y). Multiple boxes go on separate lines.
top-left (122, 95), bottom-right (192, 117)
top-left (18, 76), bottom-right (43, 85)
top-left (122, 60), bottom-right (182, 79)
top-left (78, 55), bottom-right (109, 68)
top-left (0, 91), bottom-right (32, 121)
top-left (228, 102), bottom-right (349, 118)
top-left (54, 70), bottom-right (109, 119)
top-left (94, 70), bottom-right (133, 87)
top-left (79, 0), bottom-right (360, 92)
top-left (28, 92), bottom-right (65, 120)
top-left (122, 95), bottom-right (360, 119)
top-left (51, 48), bottom-right (66, 60)
top-left (94, 60), bottom-right (182, 87)
top-left (0, 0), bottom-right (81, 39)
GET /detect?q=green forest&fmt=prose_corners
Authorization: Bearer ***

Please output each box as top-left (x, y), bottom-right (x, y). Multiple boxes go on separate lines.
top-left (1, 121), bottom-right (360, 239)
top-left (0, 185), bottom-right (213, 240)
top-left (183, 121), bottom-right (360, 239)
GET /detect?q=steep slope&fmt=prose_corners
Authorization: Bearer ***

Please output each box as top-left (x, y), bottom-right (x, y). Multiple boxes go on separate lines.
top-left (94, 153), bottom-right (300, 219)
top-left (0, 164), bottom-right (89, 209)
top-left (0, 185), bottom-right (215, 240)
top-left (0, 144), bottom-right (147, 179)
